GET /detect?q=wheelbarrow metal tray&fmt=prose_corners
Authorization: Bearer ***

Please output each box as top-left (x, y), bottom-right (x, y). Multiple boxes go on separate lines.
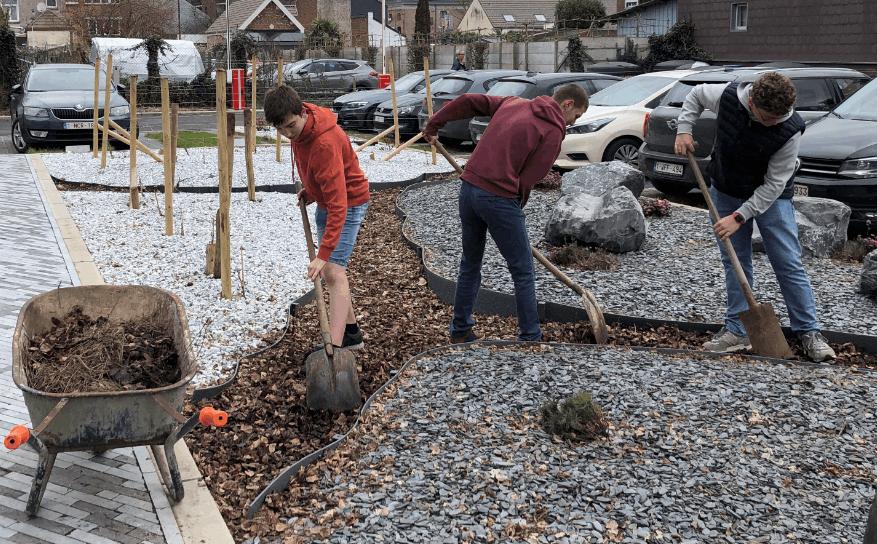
top-left (11, 285), bottom-right (198, 452)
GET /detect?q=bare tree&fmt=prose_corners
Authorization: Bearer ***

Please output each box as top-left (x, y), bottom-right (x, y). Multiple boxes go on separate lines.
top-left (66, 0), bottom-right (176, 47)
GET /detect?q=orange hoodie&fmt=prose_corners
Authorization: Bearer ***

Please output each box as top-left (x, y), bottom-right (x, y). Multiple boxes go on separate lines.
top-left (293, 103), bottom-right (370, 262)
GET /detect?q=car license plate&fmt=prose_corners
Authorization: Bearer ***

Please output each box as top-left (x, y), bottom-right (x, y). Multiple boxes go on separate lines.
top-left (374, 116), bottom-right (384, 123)
top-left (64, 122), bottom-right (93, 129)
top-left (793, 184), bottom-right (808, 197)
top-left (654, 161), bottom-right (683, 176)
top-left (475, 134), bottom-right (482, 141)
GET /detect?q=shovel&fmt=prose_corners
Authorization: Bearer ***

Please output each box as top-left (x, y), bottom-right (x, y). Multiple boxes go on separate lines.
top-left (531, 245), bottom-right (609, 344)
top-left (295, 182), bottom-right (361, 413)
top-left (686, 151), bottom-right (793, 360)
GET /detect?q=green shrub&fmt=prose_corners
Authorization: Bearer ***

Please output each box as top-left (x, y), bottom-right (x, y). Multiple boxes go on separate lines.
top-left (832, 235), bottom-right (877, 263)
top-left (539, 390), bottom-right (608, 441)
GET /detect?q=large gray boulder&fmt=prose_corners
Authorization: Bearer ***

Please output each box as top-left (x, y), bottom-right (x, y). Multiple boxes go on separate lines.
top-left (751, 196), bottom-right (851, 258)
top-left (560, 161), bottom-right (646, 199)
top-left (860, 251), bottom-right (877, 296)
top-left (544, 186), bottom-right (647, 253)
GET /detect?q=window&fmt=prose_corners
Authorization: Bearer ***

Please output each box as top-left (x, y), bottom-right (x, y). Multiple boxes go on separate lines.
top-left (791, 78), bottom-right (835, 111)
top-left (1, 0), bottom-right (18, 22)
top-left (534, 14), bottom-right (546, 22)
top-left (551, 80), bottom-right (592, 96)
top-left (625, 1), bottom-right (638, 8)
top-left (836, 78), bottom-right (868, 100)
top-left (503, 14), bottom-right (515, 22)
top-left (46, 0), bottom-right (57, 7)
top-left (731, 3), bottom-right (747, 31)
top-left (592, 79), bottom-right (619, 92)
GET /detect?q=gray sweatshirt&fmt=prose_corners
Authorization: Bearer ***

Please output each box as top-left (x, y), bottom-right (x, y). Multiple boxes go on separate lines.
top-left (677, 83), bottom-right (801, 221)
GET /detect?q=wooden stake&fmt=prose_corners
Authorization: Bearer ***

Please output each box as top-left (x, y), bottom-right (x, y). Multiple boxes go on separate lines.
top-left (424, 57), bottom-right (436, 165)
top-left (240, 246), bottom-right (245, 297)
top-left (103, 119), bottom-right (163, 163)
top-left (161, 78), bottom-right (173, 235)
top-left (100, 54), bottom-right (113, 169)
top-left (354, 124), bottom-right (397, 153)
top-left (382, 132), bottom-right (423, 161)
top-left (92, 55), bottom-right (100, 158)
top-left (216, 69), bottom-right (232, 299)
top-left (170, 103), bottom-right (179, 187)
top-left (227, 111), bottom-right (235, 188)
top-left (244, 108), bottom-right (255, 200)
top-left (249, 53), bottom-right (258, 153)
top-left (128, 75), bottom-right (139, 209)
top-left (388, 56), bottom-right (399, 148)
top-left (275, 56), bottom-right (284, 163)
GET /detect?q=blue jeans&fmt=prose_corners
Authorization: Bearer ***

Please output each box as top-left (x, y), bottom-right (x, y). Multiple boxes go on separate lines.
top-left (711, 187), bottom-right (820, 337)
top-left (315, 201), bottom-right (369, 267)
top-left (452, 181), bottom-right (542, 342)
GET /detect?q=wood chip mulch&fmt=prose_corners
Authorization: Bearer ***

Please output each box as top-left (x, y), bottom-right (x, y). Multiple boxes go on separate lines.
top-left (184, 186), bottom-right (877, 542)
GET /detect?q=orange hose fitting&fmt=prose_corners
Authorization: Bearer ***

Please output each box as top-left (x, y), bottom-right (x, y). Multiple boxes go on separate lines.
top-left (5, 426), bottom-right (29, 450)
top-left (199, 407), bottom-right (228, 427)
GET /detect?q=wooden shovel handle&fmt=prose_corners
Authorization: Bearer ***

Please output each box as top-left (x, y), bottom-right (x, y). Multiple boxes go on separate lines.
top-left (685, 151), bottom-right (759, 309)
top-left (530, 245), bottom-right (584, 296)
top-left (432, 139), bottom-right (464, 175)
top-left (295, 180), bottom-right (334, 356)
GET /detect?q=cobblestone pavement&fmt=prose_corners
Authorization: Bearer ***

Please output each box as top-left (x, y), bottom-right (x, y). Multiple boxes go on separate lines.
top-left (0, 155), bottom-right (183, 544)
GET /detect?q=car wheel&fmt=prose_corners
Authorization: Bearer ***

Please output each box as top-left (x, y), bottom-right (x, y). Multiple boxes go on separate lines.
top-left (363, 107), bottom-right (377, 131)
top-left (11, 120), bottom-right (30, 154)
top-left (650, 178), bottom-right (692, 195)
top-left (602, 137), bottom-right (641, 165)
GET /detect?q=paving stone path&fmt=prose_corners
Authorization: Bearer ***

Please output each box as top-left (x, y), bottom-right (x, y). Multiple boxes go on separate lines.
top-left (0, 155), bottom-right (182, 544)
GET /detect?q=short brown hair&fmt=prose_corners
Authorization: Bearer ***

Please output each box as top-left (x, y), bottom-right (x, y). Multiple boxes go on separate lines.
top-left (551, 84), bottom-right (589, 109)
top-left (264, 85), bottom-right (304, 126)
top-left (751, 72), bottom-right (796, 116)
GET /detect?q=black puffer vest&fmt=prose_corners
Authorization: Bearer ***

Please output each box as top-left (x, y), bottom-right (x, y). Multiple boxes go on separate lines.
top-left (707, 83), bottom-right (805, 200)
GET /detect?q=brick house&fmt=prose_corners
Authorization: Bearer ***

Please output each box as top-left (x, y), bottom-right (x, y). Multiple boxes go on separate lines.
top-left (3, 0), bottom-right (72, 46)
top-left (457, 0), bottom-right (560, 33)
top-left (204, 0), bottom-right (305, 49)
top-left (386, 0), bottom-right (469, 39)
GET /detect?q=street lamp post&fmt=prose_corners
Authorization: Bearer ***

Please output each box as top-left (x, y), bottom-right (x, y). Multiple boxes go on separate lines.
top-left (381, 0), bottom-right (386, 74)
top-left (226, 0), bottom-right (231, 72)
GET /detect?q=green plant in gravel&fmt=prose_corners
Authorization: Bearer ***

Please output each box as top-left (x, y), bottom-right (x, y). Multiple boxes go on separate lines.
top-left (639, 197), bottom-right (672, 217)
top-left (534, 170), bottom-right (562, 191)
top-left (539, 390), bottom-right (608, 441)
top-left (548, 240), bottom-right (619, 271)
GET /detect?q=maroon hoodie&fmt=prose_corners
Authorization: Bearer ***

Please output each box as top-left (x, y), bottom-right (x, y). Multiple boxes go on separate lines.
top-left (423, 94), bottom-right (566, 204)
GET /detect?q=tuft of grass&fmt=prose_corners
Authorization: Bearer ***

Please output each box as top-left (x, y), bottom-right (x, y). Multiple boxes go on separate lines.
top-left (547, 240), bottom-right (619, 271)
top-left (832, 235), bottom-right (877, 263)
top-left (639, 197), bottom-right (672, 217)
top-left (147, 130), bottom-right (276, 148)
top-left (539, 390), bottom-right (608, 441)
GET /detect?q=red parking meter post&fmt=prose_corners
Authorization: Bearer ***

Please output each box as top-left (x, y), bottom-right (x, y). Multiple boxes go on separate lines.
top-left (231, 69), bottom-right (245, 110)
top-left (378, 74), bottom-right (391, 89)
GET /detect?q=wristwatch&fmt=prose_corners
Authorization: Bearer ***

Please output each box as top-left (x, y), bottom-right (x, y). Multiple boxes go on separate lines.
top-left (732, 212), bottom-right (745, 225)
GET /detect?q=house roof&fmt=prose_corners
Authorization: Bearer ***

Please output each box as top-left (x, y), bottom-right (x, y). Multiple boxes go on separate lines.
top-left (205, 0), bottom-right (303, 35)
top-left (28, 8), bottom-right (72, 31)
top-left (606, 0), bottom-right (668, 21)
top-left (474, 0), bottom-right (560, 28)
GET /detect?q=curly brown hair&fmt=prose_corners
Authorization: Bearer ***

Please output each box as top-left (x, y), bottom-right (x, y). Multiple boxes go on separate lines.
top-left (751, 72), bottom-right (796, 116)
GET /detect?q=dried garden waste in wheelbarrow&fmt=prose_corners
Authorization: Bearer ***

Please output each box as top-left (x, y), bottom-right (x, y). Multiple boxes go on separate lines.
top-left (24, 305), bottom-right (181, 394)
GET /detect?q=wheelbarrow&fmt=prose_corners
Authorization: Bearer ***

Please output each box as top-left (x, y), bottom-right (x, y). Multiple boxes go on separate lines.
top-left (6, 285), bottom-right (227, 516)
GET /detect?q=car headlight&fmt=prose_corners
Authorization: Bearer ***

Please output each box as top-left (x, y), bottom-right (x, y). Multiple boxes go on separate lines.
top-left (110, 106), bottom-right (130, 116)
top-left (344, 101), bottom-right (368, 109)
top-left (398, 106), bottom-right (414, 114)
top-left (566, 117), bottom-right (616, 135)
top-left (838, 157), bottom-right (877, 179)
top-left (24, 107), bottom-right (49, 118)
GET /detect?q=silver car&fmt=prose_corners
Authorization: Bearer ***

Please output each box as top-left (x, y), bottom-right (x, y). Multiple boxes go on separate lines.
top-left (280, 59), bottom-right (380, 92)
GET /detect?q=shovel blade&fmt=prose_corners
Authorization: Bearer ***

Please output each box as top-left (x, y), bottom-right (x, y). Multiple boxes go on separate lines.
top-left (739, 302), bottom-right (794, 360)
top-left (305, 348), bottom-right (361, 413)
top-left (581, 290), bottom-right (609, 345)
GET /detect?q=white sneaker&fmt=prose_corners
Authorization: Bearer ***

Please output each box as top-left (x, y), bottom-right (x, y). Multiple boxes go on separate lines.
top-left (703, 326), bottom-right (752, 353)
top-left (800, 331), bottom-right (836, 363)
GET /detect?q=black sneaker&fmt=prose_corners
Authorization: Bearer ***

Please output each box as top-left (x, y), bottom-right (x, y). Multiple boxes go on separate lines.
top-left (314, 328), bottom-right (364, 351)
top-left (450, 329), bottom-right (478, 344)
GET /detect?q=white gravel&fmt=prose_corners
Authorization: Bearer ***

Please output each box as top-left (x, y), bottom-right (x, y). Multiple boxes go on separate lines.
top-left (44, 141), bottom-right (456, 189)
top-left (59, 190), bottom-right (317, 386)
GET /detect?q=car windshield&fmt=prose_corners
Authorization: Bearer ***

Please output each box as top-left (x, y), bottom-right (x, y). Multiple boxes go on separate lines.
top-left (832, 78), bottom-right (877, 121)
top-left (430, 77), bottom-right (471, 94)
top-left (588, 76), bottom-right (675, 106)
top-left (660, 81), bottom-right (719, 107)
top-left (486, 80), bottom-right (532, 97)
top-left (393, 72), bottom-right (424, 92)
top-left (284, 60), bottom-right (312, 74)
top-left (28, 67), bottom-right (107, 91)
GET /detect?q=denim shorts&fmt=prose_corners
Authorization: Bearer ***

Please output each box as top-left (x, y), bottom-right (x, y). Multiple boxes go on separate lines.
top-left (315, 201), bottom-right (369, 267)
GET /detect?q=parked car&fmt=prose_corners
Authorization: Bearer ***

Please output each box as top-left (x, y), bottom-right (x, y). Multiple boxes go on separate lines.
top-left (9, 64), bottom-right (134, 154)
top-left (585, 61), bottom-right (644, 77)
top-left (468, 72), bottom-right (623, 143)
top-left (372, 89), bottom-right (431, 137)
top-left (638, 67), bottom-right (870, 195)
top-left (252, 58), bottom-right (380, 91)
top-left (332, 69), bottom-right (454, 131)
top-left (794, 76), bottom-right (877, 231)
top-left (416, 69), bottom-right (528, 144)
top-left (554, 70), bottom-right (702, 169)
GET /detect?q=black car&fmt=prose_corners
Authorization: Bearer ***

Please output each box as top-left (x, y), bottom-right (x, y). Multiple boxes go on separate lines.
top-left (372, 89), bottom-right (430, 137)
top-left (638, 67), bottom-right (870, 195)
top-left (585, 61), bottom-right (644, 77)
top-left (416, 69), bottom-right (528, 144)
top-left (468, 72), bottom-right (623, 143)
top-left (332, 69), bottom-right (454, 131)
top-left (794, 76), bottom-right (877, 231)
top-left (10, 64), bottom-right (135, 153)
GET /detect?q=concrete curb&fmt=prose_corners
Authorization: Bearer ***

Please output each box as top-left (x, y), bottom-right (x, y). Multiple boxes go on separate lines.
top-left (29, 154), bottom-right (235, 544)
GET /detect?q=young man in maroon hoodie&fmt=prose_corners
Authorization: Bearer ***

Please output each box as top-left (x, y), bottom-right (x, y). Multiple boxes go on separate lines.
top-left (264, 85), bottom-right (370, 352)
top-left (422, 84), bottom-right (589, 344)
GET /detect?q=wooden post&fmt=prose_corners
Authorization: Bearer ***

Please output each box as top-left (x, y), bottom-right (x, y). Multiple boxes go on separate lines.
top-left (244, 108), bottom-right (255, 200)
top-left (92, 55), bottom-right (100, 158)
top-left (100, 54), bottom-right (113, 169)
top-left (250, 53), bottom-right (257, 153)
top-left (354, 124), bottom-right (397, 153)
top-left (106, 119), bottom-right (163, 163)
top-left (128, 75), bottom-right (139, 209)
top-left (424, 57), bottom-right (436, 165)
top-left (161, 78), bottom-right (173, 235)
top-left (275, 56), bottom-right (284, 163)
top-left (216, 69), bottom-right (232, 298)
top-left (227, 111), bottom-right (235, 189)
top-left (170, 103), bottom-right (179, 187)
top-left (388, 56), bottom-right (399, 148)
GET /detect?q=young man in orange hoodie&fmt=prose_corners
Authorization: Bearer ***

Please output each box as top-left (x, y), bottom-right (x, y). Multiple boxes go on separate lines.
top-left (423, 84), bottom-right (588, 344)
top-left (264, 86), bottom-right (370, 351)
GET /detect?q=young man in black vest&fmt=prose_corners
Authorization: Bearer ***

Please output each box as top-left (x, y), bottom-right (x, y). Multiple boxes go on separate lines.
top-left (674, 72), bottom-right (836, 362)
